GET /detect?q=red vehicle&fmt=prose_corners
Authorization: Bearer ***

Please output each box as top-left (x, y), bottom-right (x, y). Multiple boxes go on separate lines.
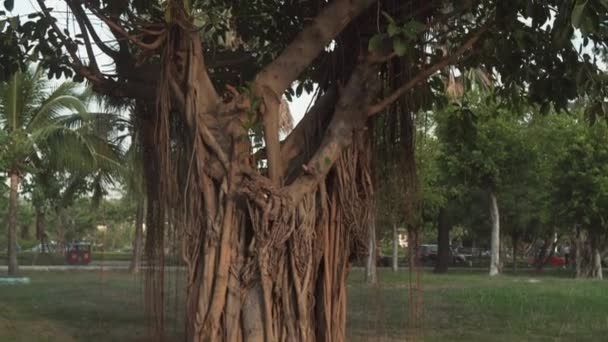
top-left (527, 252), bottom-right (566, 267)
top-left (548, 255), bottom-right (566, 266)
top-left (66, 242), bottom-right (92, 265)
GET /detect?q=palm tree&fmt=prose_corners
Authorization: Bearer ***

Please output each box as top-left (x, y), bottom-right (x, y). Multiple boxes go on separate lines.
top-left (0, 66), bottom-right (95, 275)
top-left (95, 101), bottom-right (146, 273)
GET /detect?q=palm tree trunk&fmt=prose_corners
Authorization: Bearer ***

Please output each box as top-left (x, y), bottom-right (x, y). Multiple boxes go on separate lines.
top-left (129, 197), bottom-right (145, 273)
top-left (489, 191), bottom-right (500, 276)
top-left (7, 171), bottom-right (20, 275)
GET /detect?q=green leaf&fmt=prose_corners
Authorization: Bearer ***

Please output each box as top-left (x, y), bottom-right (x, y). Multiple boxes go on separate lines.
top-left (387, 23), bottom-right (401, 37)
top-left (571, 0), bottom-right (588, 28)
top-left (368, 33), bottom-right (385, 52)
top-left (580, 11), bottom-right (598, 34)
top-left (393, 37), bottom-right (408, 56)
top-left (8, 15), bottom-right (18, 29)
top-left (405, 20), bottom-right (426, 33)
top-left (3, 0), bottom-right (13, 11)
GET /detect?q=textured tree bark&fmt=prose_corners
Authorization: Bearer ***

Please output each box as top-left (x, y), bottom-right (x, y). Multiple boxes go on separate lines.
top-left (489, 191), bottom-right (500, 276)
top-left (366, 221), bottom-right (378, 284)
top-left (392, 224), bottom-right (399, 272)
top-left (434, 207), bottom-right (450, 274)
top-left (7, 171), bottom-right (20, 275)
top-left (129, 197), bottom-right (145, 274)
top-left (141, 22), bottom-right (378, 339)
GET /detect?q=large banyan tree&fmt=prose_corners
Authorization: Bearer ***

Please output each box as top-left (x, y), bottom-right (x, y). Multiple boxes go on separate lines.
top-left (2, 0), bottom-right (608, 340)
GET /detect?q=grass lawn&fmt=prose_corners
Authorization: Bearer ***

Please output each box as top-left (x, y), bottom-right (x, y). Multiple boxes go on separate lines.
top-left (0, 268), bottom-right (606, 341)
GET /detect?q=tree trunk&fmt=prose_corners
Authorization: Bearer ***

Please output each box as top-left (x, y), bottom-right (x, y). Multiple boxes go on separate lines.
top-left (134, 4), bottom-right (380, 340)
top-left (20, 223), bottom-right (29, 240)
top-left (7, 171), bottom-right (19, 275)
top-left (434, 207), bottom-right (450, 274)
top-left (535, 232), bottom-right (558, 272)
top-left (392, 224), bottom-right (398, 272)
top-left (366, 221), bottom-right (378, 284)
top-left (574, 227), bottom-right (604, 279)
top-left (57, 206), bottom-right (67, 252)
top-left (140, 95), bottom-right (375, 342)
top-left (512, 233), bottom-right (518, 273)
top-left (489, 191), bottom-right (500, 276)
top-left (593, 247), bottom-right (603, 280)
top-left (35, 207), bottom-right (48, 253)
top-left (129, 197), bottom-right (145, 273)
top-left (575, 227), bottom-right (583, 277)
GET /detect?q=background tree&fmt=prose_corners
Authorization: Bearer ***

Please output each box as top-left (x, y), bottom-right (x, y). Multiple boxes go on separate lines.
top-left (437, 94), bottom-right (536, 275)
top-left (0, 66), bottom-right (90, 275)
top-left (551, 118), bottom-right (608, 279)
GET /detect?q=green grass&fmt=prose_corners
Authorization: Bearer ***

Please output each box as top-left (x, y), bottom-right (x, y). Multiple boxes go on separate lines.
top-left (348, 269), bottom-right (608, 341)
top-left (0, 269), bottom-right (606, 341)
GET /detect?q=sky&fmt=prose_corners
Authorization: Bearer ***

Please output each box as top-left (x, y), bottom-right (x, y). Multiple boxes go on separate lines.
top-left (9, 0), bottom-right (314, 125)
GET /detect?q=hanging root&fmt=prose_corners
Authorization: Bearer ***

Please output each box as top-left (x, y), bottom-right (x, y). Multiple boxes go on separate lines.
top-left (142, 8), bottom-right (376, 340)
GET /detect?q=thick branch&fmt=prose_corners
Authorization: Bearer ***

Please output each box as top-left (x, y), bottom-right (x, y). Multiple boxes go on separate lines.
top-left (280, 88), bottom-right (338, 177)
top-left (69, 0), bottom-right (119, 58)
top-left (89, 8), bottom-right (166, 51)
top-left (367, 22), bottom-right (490, 116)
top-left (285, 61), bottom-right (380, 204)
top-left (36, 0), bottom-right (136, 98)
top-left (260, 86), bottom-right (282, 184)
top-left (66, 1), bottom-right (99, 72)
top-left (253, 0), bottom-right (374, 185)
top-left (253, 0), bottom-right (376, 96)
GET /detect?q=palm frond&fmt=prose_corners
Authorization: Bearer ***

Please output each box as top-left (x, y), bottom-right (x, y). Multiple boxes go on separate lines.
top-left (0, 66), bottom-right (49, 131)
top-left (28, 94), bottom-right (89, 131)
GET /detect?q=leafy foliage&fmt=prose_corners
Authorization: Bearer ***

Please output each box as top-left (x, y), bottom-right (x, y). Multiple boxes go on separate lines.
top-left (551, 118), bottom-right (608, 240)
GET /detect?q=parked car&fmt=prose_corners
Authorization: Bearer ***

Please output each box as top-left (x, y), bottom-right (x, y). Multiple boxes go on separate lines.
top-left (66, 242), bottom-right (92, 265)
top-left (418, 244), bottom-right (471, 266)
top-left (377, 256), bottom-right (391, 267)
top-left (547, 255), bottom-right (565, 266)
top-left (419, 244), bottom-right (438, 264)
top-left (28, 241), bottom-right (59, 253)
